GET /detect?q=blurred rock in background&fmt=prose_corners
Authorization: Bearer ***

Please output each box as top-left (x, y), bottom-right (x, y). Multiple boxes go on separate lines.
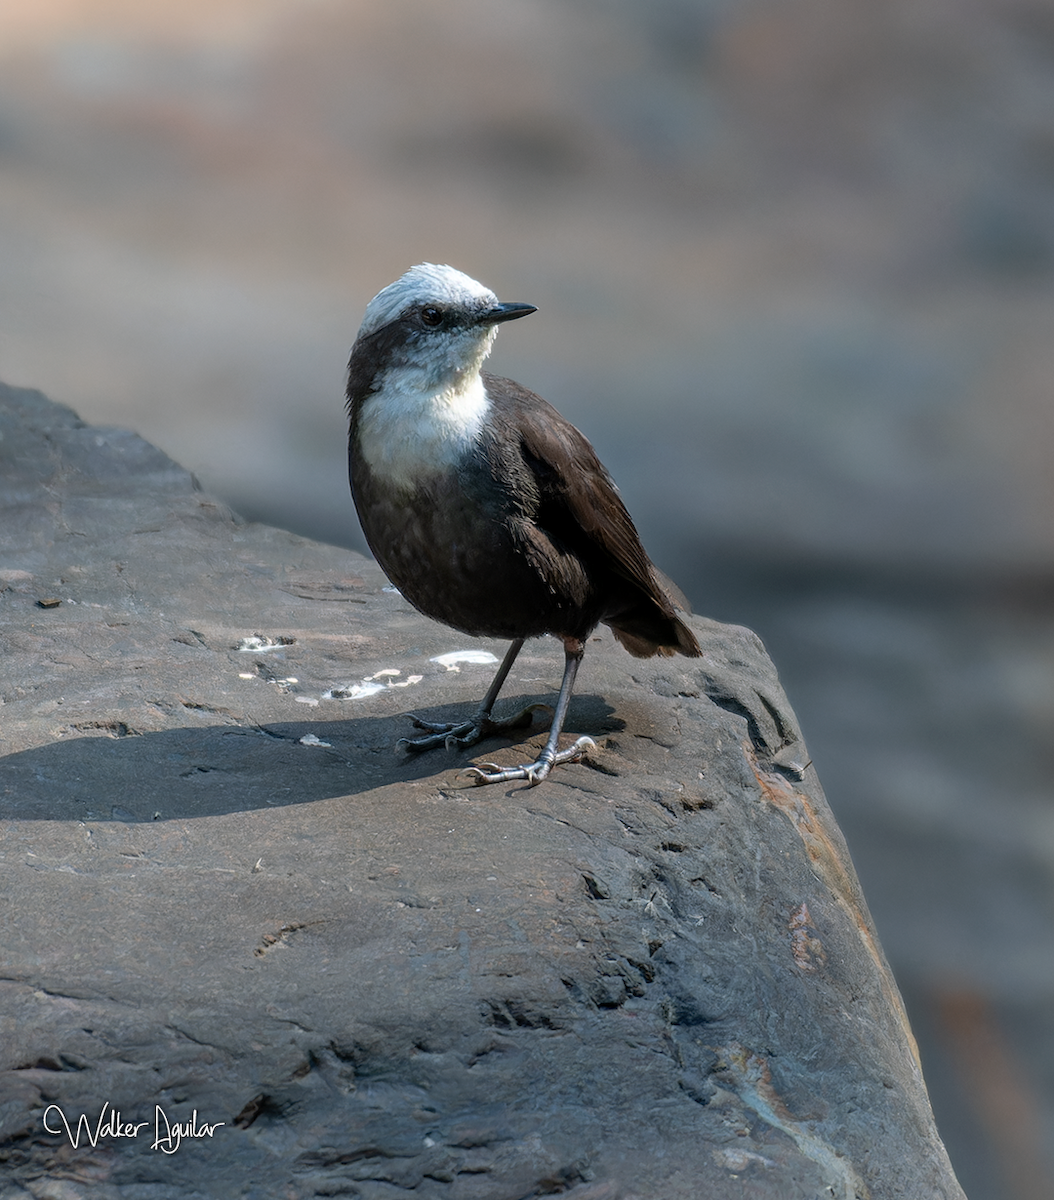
top-left (1, 1), bottom-right (1052, 1195)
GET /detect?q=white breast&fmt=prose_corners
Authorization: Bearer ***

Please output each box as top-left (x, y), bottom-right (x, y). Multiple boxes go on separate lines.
top-left (357, 371), bottom-right (490, 492)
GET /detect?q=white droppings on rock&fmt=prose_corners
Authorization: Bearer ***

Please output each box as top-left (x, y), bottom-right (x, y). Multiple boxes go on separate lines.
top-left (324, 681), bottom-right (385, 700)
top-left (234, 635), bottom-right (295, 652)
top-left (431, 650), bottom-right (499, 672)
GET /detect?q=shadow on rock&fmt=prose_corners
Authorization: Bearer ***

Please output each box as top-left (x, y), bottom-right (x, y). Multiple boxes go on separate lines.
top-left (0, 696), bottom-right (623, 821)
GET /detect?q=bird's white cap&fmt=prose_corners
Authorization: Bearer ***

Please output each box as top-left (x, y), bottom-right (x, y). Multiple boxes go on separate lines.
top-left (357, 263), bottom-right (498, 340)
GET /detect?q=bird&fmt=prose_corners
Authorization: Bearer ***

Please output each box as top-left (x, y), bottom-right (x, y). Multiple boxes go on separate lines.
top-left (346, 263), bottom-right (701, 785)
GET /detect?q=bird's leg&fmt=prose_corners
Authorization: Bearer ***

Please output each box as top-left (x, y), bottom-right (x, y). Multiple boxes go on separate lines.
top-left (464, 638), bottom-right (595, 786)
top-left (399, 638), bottom-right (548, 753)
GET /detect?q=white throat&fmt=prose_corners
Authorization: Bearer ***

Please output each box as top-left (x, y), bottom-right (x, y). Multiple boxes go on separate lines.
top-left (357, 368), bottom-right (490, 492)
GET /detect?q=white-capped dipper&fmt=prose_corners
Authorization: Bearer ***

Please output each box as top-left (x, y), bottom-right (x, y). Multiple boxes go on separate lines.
top-left (346, 264), bottom-right (701, 785)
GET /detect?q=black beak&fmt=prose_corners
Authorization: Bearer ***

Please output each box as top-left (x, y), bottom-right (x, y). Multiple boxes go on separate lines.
top-left (482, 302), bottom-right (537, 325)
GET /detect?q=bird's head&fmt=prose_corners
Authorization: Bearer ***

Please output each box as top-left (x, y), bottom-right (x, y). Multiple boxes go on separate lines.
top-left (351, 264), bottom-right (536, 396)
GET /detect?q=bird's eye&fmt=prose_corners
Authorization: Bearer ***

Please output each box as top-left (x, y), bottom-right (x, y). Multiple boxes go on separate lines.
top-left (420, 305), bottom-right (444, 327)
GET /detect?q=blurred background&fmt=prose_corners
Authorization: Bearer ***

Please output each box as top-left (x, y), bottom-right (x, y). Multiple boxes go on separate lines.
top-left (1, 1), bottom-right (1053, 1193)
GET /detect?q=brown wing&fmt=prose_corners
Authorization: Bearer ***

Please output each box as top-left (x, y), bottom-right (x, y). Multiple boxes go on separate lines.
top-left (484, 373), bottom-right (700, 657)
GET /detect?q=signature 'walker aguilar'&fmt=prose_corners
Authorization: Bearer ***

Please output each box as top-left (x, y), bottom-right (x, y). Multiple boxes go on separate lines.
top-left (346, 264), bottom-right (701, 785)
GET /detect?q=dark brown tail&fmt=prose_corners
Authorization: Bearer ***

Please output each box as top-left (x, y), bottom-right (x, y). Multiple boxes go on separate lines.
top-left (609, 613), bottom-right (701, 659)
top-left (603, 564), bottom-right (702, 658)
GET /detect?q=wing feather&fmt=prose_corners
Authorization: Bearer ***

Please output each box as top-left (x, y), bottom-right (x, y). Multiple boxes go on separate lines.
top-left (484, 373), bottom-right (683, 616)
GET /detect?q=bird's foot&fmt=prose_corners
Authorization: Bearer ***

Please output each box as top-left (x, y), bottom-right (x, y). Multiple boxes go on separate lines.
top-left (398, 704), bottom-right (551, 754)
top-left (463, 736), bottom-right (595, 787)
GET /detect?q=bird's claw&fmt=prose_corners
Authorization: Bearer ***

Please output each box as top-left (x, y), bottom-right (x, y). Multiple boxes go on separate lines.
top-left (398, 715), bottom-right (475, 753)
top-left (462, 736), bottom-right (595, 787)
top-left (409, 715), bottom-right (464, 735)
top-left (399, 705), bottom-right (548, 754)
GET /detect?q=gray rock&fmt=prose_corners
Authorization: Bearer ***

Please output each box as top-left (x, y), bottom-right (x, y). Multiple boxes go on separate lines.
top-left (0, 382), bottom-right (964, 1198)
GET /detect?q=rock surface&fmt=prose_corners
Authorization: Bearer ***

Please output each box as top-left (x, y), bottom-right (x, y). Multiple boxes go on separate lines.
top-left (0, 383), bottom-right (964, 1199)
